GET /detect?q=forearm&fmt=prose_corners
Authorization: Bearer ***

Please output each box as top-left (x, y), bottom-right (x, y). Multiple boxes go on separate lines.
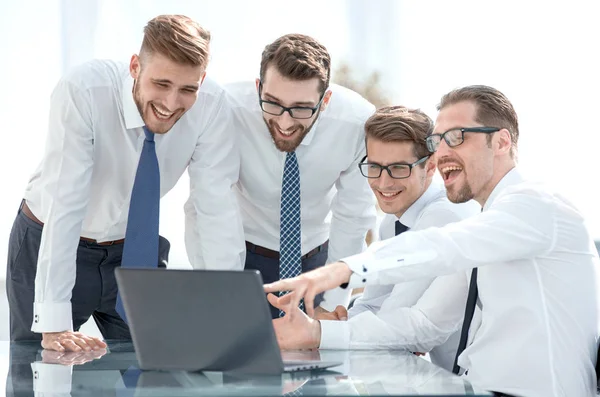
top-left (343, 193), bottom-right (556, 287)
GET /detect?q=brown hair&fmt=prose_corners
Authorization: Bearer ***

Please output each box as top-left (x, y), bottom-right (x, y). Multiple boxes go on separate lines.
top-left (365, 106), bottom-right (433, 161)
top-left (260, 34), bottom-right (330, 94)
top-left (140, 15), bottom-right (211, 68)
top-left (437, 85), bottom-right (519, 158)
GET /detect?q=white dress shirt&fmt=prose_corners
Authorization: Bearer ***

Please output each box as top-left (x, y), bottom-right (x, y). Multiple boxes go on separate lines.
top-left (225, 82), bottom-right (377, 309)
top-left (25, 60), bottom-right (245, 333)
top-left (343, 168), bottom-right (600, 397)
top-left (320, 183), bottom-right (479, 372)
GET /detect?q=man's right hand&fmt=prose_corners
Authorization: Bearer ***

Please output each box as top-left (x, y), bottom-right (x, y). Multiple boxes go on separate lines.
top-left (42, 331), bottom-right (107, 352)
top-left (314, 305), bottom-right (348, 321)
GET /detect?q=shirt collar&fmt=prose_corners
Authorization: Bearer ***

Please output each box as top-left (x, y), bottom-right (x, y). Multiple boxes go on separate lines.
top-left (397, 182), bottom-right (444, 228)
top-left (483, 167), bottom-right (523, 211)
top-left (122, 74), bottom-right (145, 130)
top-left (299, 115), bottom-right (321, 146)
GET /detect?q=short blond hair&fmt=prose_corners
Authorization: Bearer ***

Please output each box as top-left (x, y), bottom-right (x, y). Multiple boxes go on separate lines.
top-left (140, 15), bottom-right (211, 68)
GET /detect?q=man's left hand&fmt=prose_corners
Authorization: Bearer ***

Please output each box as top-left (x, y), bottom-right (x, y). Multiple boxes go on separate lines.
top-left (268, 293), bottom-right (321, 350)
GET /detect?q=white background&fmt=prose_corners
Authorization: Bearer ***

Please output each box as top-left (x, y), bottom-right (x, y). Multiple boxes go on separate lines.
top-left (0, 0), bottom-right (598, 373)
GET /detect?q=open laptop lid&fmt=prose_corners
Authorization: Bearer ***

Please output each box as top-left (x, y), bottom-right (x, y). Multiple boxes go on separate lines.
top-left (116, 268), bottom-right (287, 374)
top-left (115, 268), bottom-right (340, 375)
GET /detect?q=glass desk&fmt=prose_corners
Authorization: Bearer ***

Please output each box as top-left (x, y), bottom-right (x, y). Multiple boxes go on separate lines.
top-left (2, 341), bottom-right (491, 396)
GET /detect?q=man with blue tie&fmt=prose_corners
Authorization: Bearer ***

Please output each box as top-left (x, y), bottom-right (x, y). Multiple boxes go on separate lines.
top-left (225, 34), bottom-right (377, 319)
top-left (6, 15), bottom-right (245, 351)
top-left (268, 106), bottom-right (479, 372)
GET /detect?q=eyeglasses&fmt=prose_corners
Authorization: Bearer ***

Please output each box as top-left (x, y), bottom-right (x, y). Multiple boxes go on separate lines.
top-left (426, 127), bottom-right (501, 152)
top-left (258, 81), bottom-right (325, 119)
top-left (358, 155), bottom-right (430, 179)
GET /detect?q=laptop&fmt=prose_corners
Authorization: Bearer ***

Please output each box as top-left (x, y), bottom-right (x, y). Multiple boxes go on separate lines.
top-left (114, 268), bottom-right (342, 375)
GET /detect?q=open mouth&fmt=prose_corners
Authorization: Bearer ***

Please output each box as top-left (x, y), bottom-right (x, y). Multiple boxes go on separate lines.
top-left (440, 166), bottom-right (463, 184)
top-left (151, 103), bottom-right (175, 121)
top-left (276, 126), bottom-right (300, 139)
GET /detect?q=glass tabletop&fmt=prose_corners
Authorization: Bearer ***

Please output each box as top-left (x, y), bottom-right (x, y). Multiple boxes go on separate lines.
top-left (2, 341), bottom-right (491, 396)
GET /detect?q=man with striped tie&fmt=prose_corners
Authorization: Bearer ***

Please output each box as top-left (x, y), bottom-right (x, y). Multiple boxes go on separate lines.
top-left (6, 15), bottom-right (245, 352)
top-left (267, 106), bottom-right (478, 372)
top-left (225, 34), bottom-right (377, 319)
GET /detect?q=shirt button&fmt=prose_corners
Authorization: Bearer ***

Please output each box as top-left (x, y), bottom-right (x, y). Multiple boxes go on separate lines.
top-left (34, 315), bottom-right (39, 323)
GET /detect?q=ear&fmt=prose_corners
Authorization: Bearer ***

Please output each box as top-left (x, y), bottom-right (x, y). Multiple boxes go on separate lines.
top-left (495, 128), bottom-right (512, 156)
top-left (200, 71), bottom-right (207, 86)
top-left (255, 78), bottom-right (261, 93)
top-left (129, 54), bottom-right (141, 79)
top-left (320, 90), bottom-right (333, 112)
top-left (425, 155), bottom-right (437, 178)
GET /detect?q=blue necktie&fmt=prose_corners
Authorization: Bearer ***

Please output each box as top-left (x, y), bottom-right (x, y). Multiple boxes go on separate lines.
top-left (115, 127), bottom-right (160, 323)
top-left (279, 152), bottom-right (303, 317)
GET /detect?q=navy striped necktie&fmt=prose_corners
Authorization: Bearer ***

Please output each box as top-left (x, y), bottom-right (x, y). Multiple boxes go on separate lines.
top-left (279, 151), bottom-right (302, 317)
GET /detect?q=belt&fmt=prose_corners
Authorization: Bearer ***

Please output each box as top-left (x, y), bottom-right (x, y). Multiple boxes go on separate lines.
top-left (20, 201), bottom-right (125, 246)
top-left (245, 240), bottom-right (329, 260)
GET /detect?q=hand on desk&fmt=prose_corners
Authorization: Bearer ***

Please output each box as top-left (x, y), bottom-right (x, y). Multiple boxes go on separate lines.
top-left (314, 305), bottom-right (348, 321)
top-left (268, 293), bottom-right (321, 350)
top-left (42, 331), bottom-right (107, 352)
top-left (264, 261), bottom-right (352, 318)
top-left (41, 347), bottom-right (107, 366)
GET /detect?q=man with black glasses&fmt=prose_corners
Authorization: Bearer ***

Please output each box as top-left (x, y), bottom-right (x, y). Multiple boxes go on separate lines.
top-left (225, 34), bottom-right (377, 319)
top-left (265, 85), bottom-right (600, 397)
top-left (266, 106), bottom-right (479, 372)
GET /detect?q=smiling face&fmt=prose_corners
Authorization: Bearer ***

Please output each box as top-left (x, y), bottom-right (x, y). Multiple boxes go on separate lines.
top-left (435, 101), bottom-right (499, 204)
top-left (366, 138), bottom-right (435, 217)
top-left (130, 52), bottom-right (205, 134)
top-left (257, 66), bottom-right (331, 152)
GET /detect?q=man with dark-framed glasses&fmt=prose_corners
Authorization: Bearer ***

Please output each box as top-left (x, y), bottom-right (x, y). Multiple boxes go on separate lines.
top-left (265, 105), bottom-right (479, 373)
top-left (224, 33), bottom-right (377, 319)
top-left (264, 85), bottom-right (600, 397)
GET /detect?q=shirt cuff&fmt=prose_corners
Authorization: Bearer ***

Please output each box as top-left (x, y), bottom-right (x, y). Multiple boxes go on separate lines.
top-left (319, 287), bottom-right (352, 311)
top-left (319, 320), bottom-right (350, 349)
top-left (339, 251), bottom-right (373, 289)
top-left (31, 362), bottom-right (73, 393)
top-left (31, 302), bottom-right (73, 333)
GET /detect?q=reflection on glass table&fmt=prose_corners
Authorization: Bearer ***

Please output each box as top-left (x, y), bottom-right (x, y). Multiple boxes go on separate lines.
top-left (3, 341), bottom-right (491, 396)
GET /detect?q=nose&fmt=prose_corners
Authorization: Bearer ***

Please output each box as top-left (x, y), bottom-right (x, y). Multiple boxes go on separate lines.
top-left (276, 111), bottom-right (295, 131)
top-left (164, 89), bottom-right (181, 111)
top-left (375, 168), bottom-right (395, 189)
top-left (435, 137), bottom-right (452, 158)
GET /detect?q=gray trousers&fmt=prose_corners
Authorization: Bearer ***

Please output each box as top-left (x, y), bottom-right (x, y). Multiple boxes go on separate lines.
top-left (5, 203), bottom-right (170, 341)
top-left (244, 244), bottom-right (327, 319)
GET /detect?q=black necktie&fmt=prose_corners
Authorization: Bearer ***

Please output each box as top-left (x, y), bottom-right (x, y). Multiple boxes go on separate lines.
top-left (395, 220), bottom-right (408, 236)
top-left (452, 267), bottom-right (478, 374)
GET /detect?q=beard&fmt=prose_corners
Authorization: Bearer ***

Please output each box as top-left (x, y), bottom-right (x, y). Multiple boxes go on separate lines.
top-left (133, 79), bottom-right (146, 124)
top-left (264, 110), bottom-right (320, 153)
top-left (132, 79), bottom-right (181, 134)
top-left (446, 174), bottom-right (475, 204)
